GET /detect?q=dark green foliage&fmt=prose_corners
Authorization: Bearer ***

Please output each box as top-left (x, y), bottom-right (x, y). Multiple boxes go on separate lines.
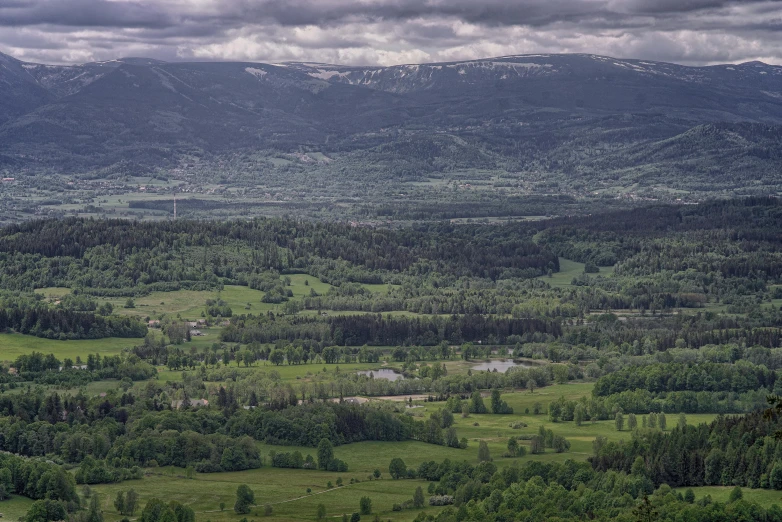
top-left (0, 453), bottom-right (79, 504)
top-left (140, 498), bottom-right (167, 522)
top-left (234, 485), bottom-right (255, 514)
top-left (389, 458), bottom-right (407, 479)
top-left (75, 457), bottom-right (143, 484)
top-left (269, 451), bottom-right (314, 469)
top-left (593, 362), bottom-right (776, 396)
top-left (359, 496), bottom-right (371, 515)
top-left (477, 441), bottom-right (491, 462)
top-left (490, 390), bottom-right (513, 414)
top-left (0, 218), bottom-right (556, 290)
top-left (592, 410), bottom-right (782, 490)
top-left (24, 499), bottom-right (67, 522)
top-left (413, 486), bottom-right (425, 509)
top-left (469, 392), bottom-right (487, 414)
top-left (317, 439), bottom-right (334, 470)
top-left (0, 294), bottom-right (147, 339)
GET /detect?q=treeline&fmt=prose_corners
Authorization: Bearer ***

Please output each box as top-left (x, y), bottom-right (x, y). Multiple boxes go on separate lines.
top-left (593, 361), bottom-right (777, 396)
top-left (0, 387), bottom-right (463, 479)
top-left (301, 279), bottom-right (575, 317)
top-left (365, 195), bottom-right (583, 221)
top-left (106, 433), bottom-right (262, 473)
top-left (535, 198), bottom-right (782, 317)
top-left (0, 294), bottom-right (147, 339)
top-left (0, 452), bottom-right (79, 505)
top-left (75, 456), bottom-right (144, 484)
top-left (592, 410), bottom-right (782, 490)
top-left (197, 358), bottom-right (555, 403)
top-left (410, 456), bottom-right (782, 522)
top-left (564, 313), bottom-right (782, 355)
top-left (224, 402), bottom-right (426, 447)
top-left (537, 197), bottom-right (782, 265)
top-left (223, 313), bottom-right (561, 346)
top-left (0, 216), bottom-right (559, 292)
top-left (11, 352), bottom-right (156, 384)
top-left (546, 388), bottom-right (770, 424)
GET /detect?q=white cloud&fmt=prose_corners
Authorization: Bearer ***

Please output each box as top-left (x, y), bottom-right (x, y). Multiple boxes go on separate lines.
top-left (0, 0), bottom-right (780, 66)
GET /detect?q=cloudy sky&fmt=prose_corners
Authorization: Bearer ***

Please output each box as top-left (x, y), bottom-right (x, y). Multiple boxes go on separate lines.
top-left (1, 0), bottom-right (781, 66)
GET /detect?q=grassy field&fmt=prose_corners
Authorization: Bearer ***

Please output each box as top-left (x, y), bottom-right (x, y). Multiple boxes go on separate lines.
top-left (0, 494), bottom-right (34, 520)
top-left (34, 287), bottom-right (72, 299)
top-left (89, 467), bottom-right (442, 522)
top-left (398, 384), bottom-right (718, 465)
top-left (0, 333), bottom-right (138, 363)
top-left (676, 486), bottom-right (782, 506)
top-left (98, 277), bottom-right (408, 323)
top-left (537, 258), bottom-right (615, 288)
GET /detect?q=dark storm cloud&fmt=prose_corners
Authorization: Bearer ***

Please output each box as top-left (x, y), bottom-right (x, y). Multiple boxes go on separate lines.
top-left (0, 0), bottom-right (780, 65)
top-left (0, 0), bottom-right (174, 28)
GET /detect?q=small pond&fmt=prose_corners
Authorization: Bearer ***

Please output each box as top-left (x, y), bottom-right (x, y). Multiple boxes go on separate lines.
top-left (356, 369), bottom-right (405, 381)
top-left (471, 360), bottom-right (530, 373)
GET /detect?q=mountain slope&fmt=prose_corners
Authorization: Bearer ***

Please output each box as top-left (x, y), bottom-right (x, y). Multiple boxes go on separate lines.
top-left (0, 51), bottom-right (781, 190)
top-left (0, 52), bottom-right (55, 125)
top-left (286, 55), bottom-right (782, 122)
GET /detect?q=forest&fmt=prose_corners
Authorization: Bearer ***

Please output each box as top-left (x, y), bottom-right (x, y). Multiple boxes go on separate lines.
top-left (0, 197), bottom-right (780, 521)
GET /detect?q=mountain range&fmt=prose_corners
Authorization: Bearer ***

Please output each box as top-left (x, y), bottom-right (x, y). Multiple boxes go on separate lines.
top-left (1, 51), bottom-right (781, 190)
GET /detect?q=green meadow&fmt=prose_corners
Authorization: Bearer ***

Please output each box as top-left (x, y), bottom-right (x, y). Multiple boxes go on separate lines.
top-left (536, 258), bottom-right (615, 288)
top-left (676, 486), bottom-right (782, 506)
top-left (0, 333), bottom-right (138, 363)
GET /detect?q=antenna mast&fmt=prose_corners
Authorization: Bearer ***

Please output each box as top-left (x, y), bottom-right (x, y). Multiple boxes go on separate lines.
top-left (173, 192), bottom-right (177, 220)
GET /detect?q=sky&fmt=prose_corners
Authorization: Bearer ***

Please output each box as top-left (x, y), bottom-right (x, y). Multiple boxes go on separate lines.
top-left (1, 0), bottom-right (781, 66)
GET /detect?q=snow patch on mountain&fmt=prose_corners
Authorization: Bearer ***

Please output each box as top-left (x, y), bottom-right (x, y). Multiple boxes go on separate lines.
top-left (245, 67), bottom-right (267, 79)
top-left (307, 69), bottom-right (352, 80)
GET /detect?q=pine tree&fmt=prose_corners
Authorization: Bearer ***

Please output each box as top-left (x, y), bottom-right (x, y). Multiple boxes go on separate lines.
top-left (413, 487), bottom-right (425, 509)
top-left (359, 496), bottom-right (372, 515)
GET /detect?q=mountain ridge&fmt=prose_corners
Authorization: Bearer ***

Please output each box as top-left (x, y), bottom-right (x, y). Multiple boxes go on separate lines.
top-left (0, 50), bottom-right (781, 194)
top-left (6, 51), bottom-right (782, 99)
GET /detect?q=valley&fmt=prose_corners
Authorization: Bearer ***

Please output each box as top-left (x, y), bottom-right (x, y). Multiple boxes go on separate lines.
top-left (0, 200), bottom-right (780, 521)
